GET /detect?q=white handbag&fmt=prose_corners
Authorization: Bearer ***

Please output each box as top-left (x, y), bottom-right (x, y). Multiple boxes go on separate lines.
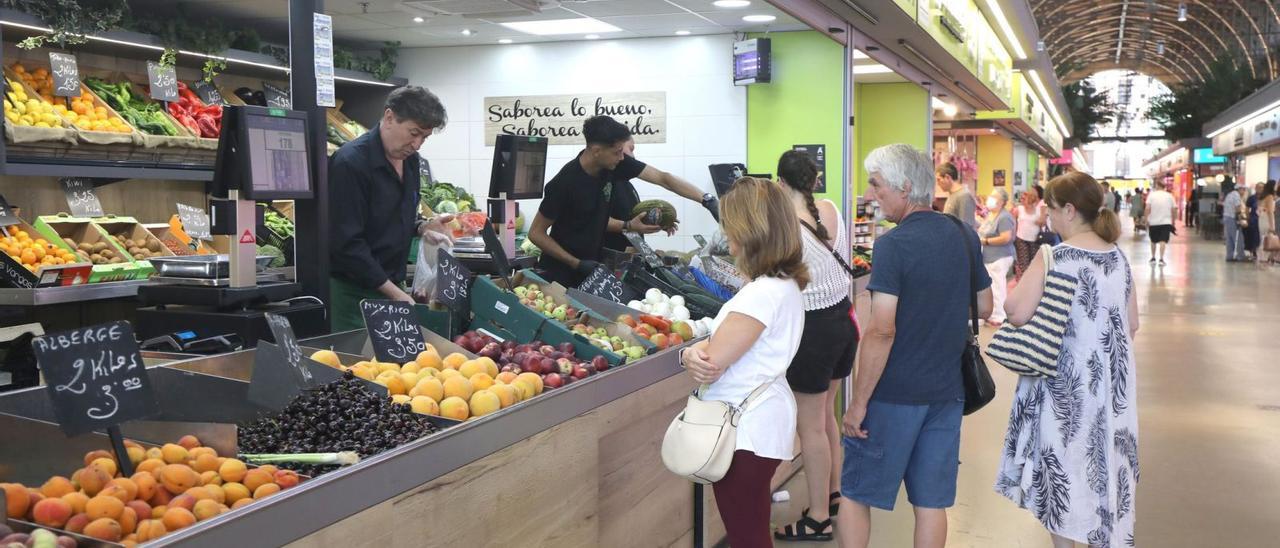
top-left (660, 381), bottom-right (774, 484)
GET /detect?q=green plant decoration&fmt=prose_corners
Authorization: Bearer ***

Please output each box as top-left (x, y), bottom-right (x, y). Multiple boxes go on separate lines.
top-left (5, 0), bottom-right (128, 49)
top-left (1146, 53), bottom-right (1265, 140)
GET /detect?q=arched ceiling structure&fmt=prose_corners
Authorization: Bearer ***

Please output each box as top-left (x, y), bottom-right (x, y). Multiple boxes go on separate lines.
top-left (1032, 0), bottom-right (1280, 86)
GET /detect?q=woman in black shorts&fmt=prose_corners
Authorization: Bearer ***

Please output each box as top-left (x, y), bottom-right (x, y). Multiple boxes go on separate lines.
top-left (773, 151), bottom-right (859, 542)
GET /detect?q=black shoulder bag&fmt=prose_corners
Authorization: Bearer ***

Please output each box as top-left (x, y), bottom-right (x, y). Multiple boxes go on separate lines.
top-left (800, 220), bottom-right (858, 278)
top-left (944, 214), bottom-right (996, 415)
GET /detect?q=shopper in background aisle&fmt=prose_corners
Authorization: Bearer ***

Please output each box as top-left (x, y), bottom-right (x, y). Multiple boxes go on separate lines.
top-left (328, 86), bottom-right (449, 331)
top-left (679, 177), bottom-right (808, 548)
top-left (996, 171), bottom-right (1139, 548)
top-left (1260, 182), bottom-right (1277, 264)
top-left (1101, 182), bottom-right (1117, 212)
top-left (937, 162), bottom-right (978, 230)
top-left (1244, 183), bottom-right (1262, 261)
top-left (1013, 186), bottom-right (1047, 280)
top-left (837, 144), bottom-right (993, 548)
top-left (980, 189), bottom-right (1015, 327)
top-left (1145, 180), bottom-right (1177, 267)
top-left (770, 151), bottom-right (857, 542)
top-left (529, 116), bottom-right (663, 287)
top-left (1130, 188), bottom-right (1146, 235)
top-left (1224, 184), bottom-right (1247, 262)
top-left (602, 136), bottom-right (721, 252)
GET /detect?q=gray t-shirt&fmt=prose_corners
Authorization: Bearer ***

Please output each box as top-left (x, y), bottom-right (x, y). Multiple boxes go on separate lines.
top-left (981, 210), bottom-right (1016, 263)
top-left (944, 187), bottom-right (978, 229)
top-left (1223, 191), bottom-right (1243, 221)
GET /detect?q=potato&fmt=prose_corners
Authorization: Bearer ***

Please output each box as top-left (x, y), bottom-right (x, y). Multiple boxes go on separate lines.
top-left (146, 240), bottom-right (162, 252)
top-left (133, 254), bottom-right (145, 260)
top-left (100, 249), bottom-right (115, 258)
top-left (128, 246), bottom-right (142, 255)
top-left (92, 242), bottom-right (108, 253)
top-left (77, 242), bottom-right (94, 252)
top-left (109, 256), bottom-right (123, 264)
top-left (89, 253), bottom-right (103, 263)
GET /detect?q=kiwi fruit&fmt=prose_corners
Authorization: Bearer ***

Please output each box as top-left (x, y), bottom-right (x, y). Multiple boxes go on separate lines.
top-left (109, 256), bottom-right (123, 264)
top-left (77, 242), bottom-right (93, 252)
top-left (100, 249), bottom-right (115, 259)
top-left (89, 253), bottom-right (103, 263)
top-left (133, 253), bottom-right (144, 260)
top-left (63, 237), bottom-right (76, 246)
top-left (92, 242), bottom-right (108, 253)
top-left (147, 240), bottom-right (161, 252)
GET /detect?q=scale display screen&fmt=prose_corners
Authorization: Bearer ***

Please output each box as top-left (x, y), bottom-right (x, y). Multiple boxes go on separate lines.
top-left (489, 134), bottom-right (548, 200)
top-left (245, 114), bottom-right (311, 197)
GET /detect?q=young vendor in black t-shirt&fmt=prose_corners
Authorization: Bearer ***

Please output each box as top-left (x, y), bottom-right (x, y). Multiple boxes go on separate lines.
top-left (528, 116), bottom-right (665, 286)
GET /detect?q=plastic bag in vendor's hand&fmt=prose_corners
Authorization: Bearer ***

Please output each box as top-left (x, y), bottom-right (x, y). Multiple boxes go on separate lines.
top-left (412, 238), bottom-right (450, 302)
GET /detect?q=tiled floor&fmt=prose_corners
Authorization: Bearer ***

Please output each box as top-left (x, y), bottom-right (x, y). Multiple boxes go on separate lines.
top-left (771, 222), bottom-right (1280, 547)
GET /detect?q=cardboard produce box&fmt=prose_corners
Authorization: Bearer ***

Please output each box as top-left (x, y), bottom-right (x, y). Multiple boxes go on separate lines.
top-left (33, 214), bottom-right (145, 282)
top-left (166, 215), bottom-right (215, 254)
top-left (93, 215), bottom-right (174, 277)
top-left (0, 221), bottom-right (92, 288)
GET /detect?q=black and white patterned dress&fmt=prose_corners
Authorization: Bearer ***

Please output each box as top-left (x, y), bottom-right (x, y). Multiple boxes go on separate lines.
top-left (995, 244), bottom-right (1138, 547)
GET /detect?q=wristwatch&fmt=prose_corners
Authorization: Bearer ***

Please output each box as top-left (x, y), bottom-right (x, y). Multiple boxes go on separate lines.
top-left (623, 219), bottom-right (632, 231)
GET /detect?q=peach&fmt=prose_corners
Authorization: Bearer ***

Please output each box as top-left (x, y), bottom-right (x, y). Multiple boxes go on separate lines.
top-left (161, 507), bottom-right (196, 531)
top-left (84, 517), bottom-right (123, 541)
top-left (61, 492), bottom-right (90, 514)
top-left (85, 495), bottom-right (124, 520)
top-left (2, 483), bottom-right (30, 518)
top-left (192, 499), bottom-right (222, 521)
top-left (78, 465), bottom-right (113, 496)
top-left (469, 372), bottom-right (495, 391)
top-left (218, 458), bottom-right (248, 483)
top-left (511, 380), bottom-right (534, 402)
top-left (230, 498), bottom-right (254, 510)
top-left (203, 484), bottom-right (226, 504)
top-left (131, 472), bottom-right (157, 502)
top-left (221, 482), bottom-right (250, 504)
top-left (495, 371), bottom-right (518, 385)
top-left (516, 372), bottom-right (544, 395)
top-left (441, 352), bottom-right (466, 370)
top-left (478, 357), bottom-right (499, 378)
top-left (469, 390), bottom-right (501, 417)
top-left (310, 349), bottom-right (342, 368)
top-left (241, 469), bottom-right (273, 493)
top-left (442, 376), bottom-right (474, 400)
top-left (381, 374), bottom-right (407, 396)
top-left (136, 458), bottom-right (166, 476)
top-left (415, 349), bottom-right (443, 370)
top-left (32, 497), bottom-right (73, 527)
top-left (106, 477), bottom-right (138, 501)
top-left (439, 396), bottom-right (470, 420)
top-left (400, 361), bottom-right (421, 374)
top-left (177, 435), bottom-right (202, 450)
top-left (159, 464), bottom-right (199, 494)
top-left (83, 449), bottom-right (113, 467)
top-left (118, 506), bottom-right (138, 535)
top-left (435, 368), bottom-right (462, 382)
top-left (409, 378), bottom-right (444, 402)
top-left (409, 395), bottom-right (440, 416)
top-left (65, 512), bottom-right (90, 533)
top-left (273, 470), bottom-right (300, 489)
top-left (200, 470), bottom-right (222, 486)
top-left (190, 446), bottom-right (217, 459)
top-left (40, 476), bottom-right (75, 498)
top-left (125, 446), bottom-right (145, 465)
top-left (91, 457), bottom-right (118, 477)
top-left (399, 372), bottom-right (421, 391)
top-left (252, 483), bottom-right (281, 499)
top-left (490, 383), bottom-right (517, 408)
top-left (135, 519), bottom-right (167, 542)
top-left (126, 500), bottom-right (152, 520)
top-left (168, 494), bottom-right (196, 511)
top-left (458, 359), bottom-right (485, 379)
top-left (160, 443), bottom-right (189, 464)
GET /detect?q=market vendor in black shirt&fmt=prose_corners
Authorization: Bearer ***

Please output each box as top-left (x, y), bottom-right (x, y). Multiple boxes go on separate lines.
top-left (328, 86), bottom-right (449, 331)
top-left (603, 135), bottom-right (721, 252)
top-left (529, 116), bottom-right (669, 286)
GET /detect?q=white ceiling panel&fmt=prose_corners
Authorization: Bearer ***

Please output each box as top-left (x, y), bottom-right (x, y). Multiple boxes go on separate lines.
top-left (597, 14), bottom-right (710, 31)
top-left (560, 0), bottom-right (688, 18)
top-left (330, 14), bottom-right (395, 32)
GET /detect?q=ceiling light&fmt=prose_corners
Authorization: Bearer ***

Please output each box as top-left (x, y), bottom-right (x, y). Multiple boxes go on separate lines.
top-left (1177, 2), bottom-right (1188, 21)
top-left (585, 34), bottom-right (600, 40)
top-left (853, 49), bottom-right (869, 59)
top-left (743, 15), bottom-right (776, 23)
top-left (1027, 69), bottom-right (1071, 138)
top-left (499, 18), bottom-right (621, 36)
top-left (498, 39), bottom-right (513, 44)
top-left (1156, 41), bottom-right (1165, 55)
top-left (853, 64), bottom-right (893, 75)
top-left (461, 29), bottom-right (474, 36)
top-left (413, 16), bottom-right (424, 23)
top-left (675, 30), bottom-right (691, 36)
top-left (983, 0), bottom-right (1026, 60)
top-left (944, 104), bottom-right (958, 117)
top-left (713, 0), bottom-right (752, 7)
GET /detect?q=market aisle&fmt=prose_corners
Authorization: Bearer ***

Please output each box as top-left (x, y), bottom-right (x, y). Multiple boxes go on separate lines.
top-left (773, 224), bottom-right (1280, 547)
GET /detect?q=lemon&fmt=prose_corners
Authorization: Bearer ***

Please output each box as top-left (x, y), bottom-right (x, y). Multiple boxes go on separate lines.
top-left (13, 101), bottom-right (25, 115)
top-left (33, 121), bottom-right (49, 128)
top-left (41, 113), bottom-right (58, 125)
top-left (18, 115), bottom-right (33, 126)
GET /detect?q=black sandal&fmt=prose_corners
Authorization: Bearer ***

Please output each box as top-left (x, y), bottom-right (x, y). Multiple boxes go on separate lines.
top-left (829, 491), bottom-right (841, 516)
top-left (774, 511), bottom-right (833, 542)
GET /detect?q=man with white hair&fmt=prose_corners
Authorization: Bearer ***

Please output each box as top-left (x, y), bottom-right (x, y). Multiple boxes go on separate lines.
top-left (837, 144), bottom-right (993, 548)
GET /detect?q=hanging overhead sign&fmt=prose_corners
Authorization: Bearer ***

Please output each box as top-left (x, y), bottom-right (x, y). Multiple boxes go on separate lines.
top-left (483, 92), bottom-right (666, 145)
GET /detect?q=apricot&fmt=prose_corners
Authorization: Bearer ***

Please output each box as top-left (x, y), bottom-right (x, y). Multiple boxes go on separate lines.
top-left (516, 372), bottom-right (544, 395)
top-left (218, 458), bottom-right (248, 483)
top-left (136, 458), bottom-right (166, 475)
top-left (161, 507), bottom-right (196, 531)
top-left (203, 484), bottom-right (226, 504)
top-left (221, 482), bottom-right (250, 504)
top-left (125, 446), bottom-right (145, 465)
top-left (177, 435), bottom-right (201, 450)
top-left (469, 390), bottom-right (501, 417)
top-left (148, 486), bottom-right (173, 507)
top-left (480, 357), bottom-right (499, 378)
top-left (159, 464), bottom-right (199, 494)
top-left (78, 465), bottom-right (113, 496)
top-left (436, 368), bottom-right (462, 382)
top-left (84, 517), bottom-right (123, 541)
top-left (131, 472), bottom-right (158, 501)
top-left (495, 371), bottom-right (518, 385)
top-left (252, 482), bottom-right (281, 499)
top-left (200, 470), bottom-right (222, 486)
top-left (83, 449), bottom-right (114, 467)
top-left (183, 486), bottom-right (211, 501)
top-left (98, 484), bottom-right (133, 503)
top-left (400, 361), bottom-right (420, 374)
top-left (91, 457), bottom-right (119, 477)
top-left (409, 378), bottom-right (444, 401)
top-left (443, 376), bottom-right (474, 400)
top-left (85, 495), bottom-right (124, 520)
top-left (65, 512), bottom-right (90, 533)
top-left (118, 506), bottom-right (138, 535)
top-left (381, 374), bottom-right (407, 396)
top-left (160, 443), bottom-right (189, 464)
top-left (310, 349), bottom-right (342, 368)
top-left (192, 499), bottom-right (222, 521)
top-left (151, 505), bottom-right (168, 520)
top-left (168, 494), bottom-right (196, 511)
top-left (26, 488), bottom-right (44, 508)
top-left (32, 497), bottom-right (73, 527)
top-left (61, 491), bottom-right (90, 514)
top-left (135, 519), bottom-right (167, 542)
top-left (273, 470), bottom-right (300, 489)
top-left (126, 500), bottom-right (152, 520)
top-left (490, 383), bottom-right (517, 408)
top-left (442, 352), bottom-right (467, 370)
top-left (410, 395), bottom-right (440, 416)
top-left (470, 372), bottom-right (495, 391)
top-left (241, 469), bottom-right (273, 493)
top-left (2, 483), bottom-right (31, 518)
top-left (439, 396), bottom-right (470, 420)
top-left (230, 498), bottom-right (254, 510)
top-left (145, 447), bottom-right (163, 460)
top-left (257, 465), bottom-right (278, 476)
top-left (189, 446), bottom-right (217, 461)
top-left (106, 477), bottom-right (138, 501)
top-left (390, 394), bottom-right (411, 405)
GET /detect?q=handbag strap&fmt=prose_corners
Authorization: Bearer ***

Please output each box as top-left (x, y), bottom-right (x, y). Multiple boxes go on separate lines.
top-left (944, 214), bottom-right (980, 336)
top-left (800, 220), bottom-right (858, 278)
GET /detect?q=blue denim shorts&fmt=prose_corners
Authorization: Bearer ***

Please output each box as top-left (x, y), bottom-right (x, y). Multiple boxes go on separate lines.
top-left (840, 398), bottom-right (963, 510)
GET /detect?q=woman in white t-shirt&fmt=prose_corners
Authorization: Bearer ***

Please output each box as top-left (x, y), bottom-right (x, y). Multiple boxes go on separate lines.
top-left (1012, 186), bottom-right (1046, 280)
top-left (681, 177), bottom-right (809, 548)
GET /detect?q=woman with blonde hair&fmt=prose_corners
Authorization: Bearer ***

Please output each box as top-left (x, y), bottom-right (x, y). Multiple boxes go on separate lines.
top-left (680, 177), bottom-right (809, 547)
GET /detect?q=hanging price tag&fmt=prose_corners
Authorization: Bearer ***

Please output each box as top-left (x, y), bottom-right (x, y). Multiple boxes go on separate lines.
top-left (176, 203), bottom-right (212, 241)
top-left (0, 193), bottom-right (19, 227)
top-left (577, 266), bottom-right (625, 303)
top-left (265, 313), bottom-right (312, 384)
top-left (146, 61), bottom-right (178, 102)
top-left (480, 222), bottom-right (516, 291)
top-left (262, 81), bottom-right (291, 109)
top-left (60, 178), bottom-right (104, 218)
top-left (191, 80), bottom-right (224, 105)
top-left (435, 248), bottom-right (472, 313)
top-left (625, 232), bottom-right (663, 268)
top-left (32, 321), bottom-right (159, 437)
top-left (360, 299), bottom-right (427, 363)
top-left (49, 52), bottom-right (81, 98)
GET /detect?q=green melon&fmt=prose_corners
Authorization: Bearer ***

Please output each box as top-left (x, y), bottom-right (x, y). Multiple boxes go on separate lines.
top-left (631, 200), bottom-right (678, 230)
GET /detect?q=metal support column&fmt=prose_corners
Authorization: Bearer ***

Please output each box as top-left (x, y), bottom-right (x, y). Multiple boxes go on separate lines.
top-left (288, 0), bottom-right (331, 315)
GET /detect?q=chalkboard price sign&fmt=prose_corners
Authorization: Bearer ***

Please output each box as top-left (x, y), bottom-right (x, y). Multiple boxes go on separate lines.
top-left (32, 321), bottom-right (158, 437)
top-left (192, 80), bottom-right (224, 105)
top-left (435, 248), bottom-right (472, 312)
top-left (360, 299), bottom-right (427, 363)
top-left (625, 232), bottom-right (664, 268)
top-left (262, 82), bottom-right (291, 109)
top-left (49, 52), bottom-right (81, 98)
top-left (265, 313), bottom-right (313, 385)
top-left (146, 61), bottom-right (178, 102)
top-left (176, 203), bottom-right (212, 240)
top-left (0, 193), bottom-right (19, 227)
top-left (59, 178), bottom-right (104, 218)
top-left (577, 265), bottom-right (625, 303)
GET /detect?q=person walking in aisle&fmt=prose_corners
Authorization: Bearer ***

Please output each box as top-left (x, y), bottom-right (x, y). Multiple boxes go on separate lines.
top-left (1224, 184), bottom-right (1246, 262)
top-left (679, 177), bottom-right (808, 548)
top-left (938, 162), bottom-right (978, 230)
top-left (980, 189), bottom-right (1015, 327)
top-left (1101, 182), bottom-right (1117, 212)
top-left (1260, 182), bottom-right (1277, 264)
top-left (1013, 186), bottom-right (1047, 280)
top-left (770, 151), bottom-right (858, 542)
top-left (837, 144), bottom-right (993, 548)
top-left (1245, 183), bottom-right (1263, 261)
top-left (1144, 181), bottom-right (1177, 266)
top-left (1129, 189), bottom-right (1146, 235)
top-left (996, 171), bottom-right (1140, 548)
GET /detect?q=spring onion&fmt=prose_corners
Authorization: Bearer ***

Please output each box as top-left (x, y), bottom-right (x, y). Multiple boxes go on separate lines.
top-left (239, 451), bottom-right (361, 466)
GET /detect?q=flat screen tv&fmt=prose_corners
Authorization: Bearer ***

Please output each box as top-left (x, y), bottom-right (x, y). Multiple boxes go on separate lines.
top-left (733, 38), bottom-right (771, 86)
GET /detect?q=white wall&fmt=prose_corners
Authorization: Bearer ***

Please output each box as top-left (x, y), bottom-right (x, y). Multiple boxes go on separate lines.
top-left (400, 35), bottom-right (747, 252)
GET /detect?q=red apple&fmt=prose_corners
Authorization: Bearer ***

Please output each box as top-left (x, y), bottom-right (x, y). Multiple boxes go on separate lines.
top-left (500, 364), bottom-right (517, 373)
top-left (591, 355), bottom-right (610, 372)
top-left (543, 373), bottom-right (564, 389)
top-left (557, 358), bottom-right (574, 375)
top-left (571, 366), bottom-right (588, 380)
top-left (522, 355), bottom-right (542, 372)
top-left (539, 345), bottom-right (556, 356)
top-left (453, 335), bottom-right (470, 348)
top-left (557, 342), bottom-right (576, 355)
top-left (502, 340), bottom-right (518, 351)
top-left (539, 357), bottom-right (555, 374)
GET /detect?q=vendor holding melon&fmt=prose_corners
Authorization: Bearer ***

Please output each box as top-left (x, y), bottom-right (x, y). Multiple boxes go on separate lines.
top-left (602, 135), bottom-right (722, 252)
top-left (531, 116), bottom-right (718, 286)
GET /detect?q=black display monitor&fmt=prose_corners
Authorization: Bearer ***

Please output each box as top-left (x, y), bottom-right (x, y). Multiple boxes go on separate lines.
top-left (488, 134), bottom-right (548, 200)
top-left (212, 105), bottom-right (314, 200)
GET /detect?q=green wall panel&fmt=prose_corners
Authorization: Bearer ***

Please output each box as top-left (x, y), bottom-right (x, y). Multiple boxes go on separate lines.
top-left (853, 82), bottom-right (929, 196)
